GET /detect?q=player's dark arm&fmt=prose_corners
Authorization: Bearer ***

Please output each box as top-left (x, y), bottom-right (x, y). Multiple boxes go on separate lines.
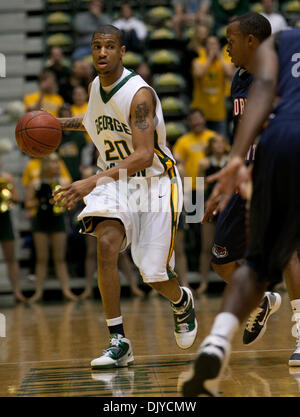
top-left (57, 117), bottom-right (86, 131)
top-left (231, 35), bottom-right (278, 160)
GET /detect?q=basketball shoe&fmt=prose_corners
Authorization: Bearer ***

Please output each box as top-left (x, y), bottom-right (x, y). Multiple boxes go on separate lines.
top-left (243, 291), bottom-right (281, 345)
top-left (171, 287), bottom-right (198, 349)
top-left (182, 334), bottom-right (231, 397)
top-left (289, 313), bottom-right (300, 366)
top-left (90, 334), bottom-right (134, 369)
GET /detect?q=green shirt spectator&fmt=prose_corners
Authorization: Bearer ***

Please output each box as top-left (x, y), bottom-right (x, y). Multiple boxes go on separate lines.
top-left (211, 0), bottom-right (250, 27)
top-left (58, 131), bottom-right (86, 181)
top-left (57, 104), bottom-right (87, 181)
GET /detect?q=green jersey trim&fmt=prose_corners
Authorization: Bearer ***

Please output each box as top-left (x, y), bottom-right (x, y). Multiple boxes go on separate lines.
top-left (99, 69), bottom-right (137, 104)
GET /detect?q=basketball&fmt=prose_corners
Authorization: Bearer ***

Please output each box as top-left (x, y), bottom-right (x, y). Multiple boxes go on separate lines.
top-left (15, 110), bottom-right (62, 158)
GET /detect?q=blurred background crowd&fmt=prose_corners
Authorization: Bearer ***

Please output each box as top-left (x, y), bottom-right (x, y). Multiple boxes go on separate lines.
top-left (0, 0), bottom-right (298, 302)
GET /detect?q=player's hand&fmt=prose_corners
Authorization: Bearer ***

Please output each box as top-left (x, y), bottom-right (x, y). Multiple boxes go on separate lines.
top-left (206, 156), bottom-right (250, 212)
top-left (201, 199), bottom-right (219, 223)
top-left (53, 177), bottom-right (95, 210)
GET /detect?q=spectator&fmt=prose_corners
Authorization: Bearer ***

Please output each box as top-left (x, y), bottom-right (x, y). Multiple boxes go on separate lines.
top-left (0, 156), bottom-right (27, 302)
top-left (172, 0), bottom-right (211, 39)
top-left (173, 109), bottom-right (220, 193)
top-left (81, 59), bottom-right (97, 86)
top-left (24, 70), bottom-right (64, 117)
top-left (210, 0), bottom-right (250, 33)
top-left (260, 0), bottom-right (288, 33)
top-left (73, 0), bottom-right (111, 61)
top-left (57, 104), bottom-right (87, 181)
top-left (191, 35), bottom-right (234, 136)
top-left (173, 109), bottom-right (221, 270)
top-left (135, 61), bottom-right (153, 86)
top-left (113, 3), bottom-right (148, 53)
top-left (44, 47), bottom-right (71, 99)
top-left (187, 23), bottom-right (211, 58)
top-left (70, 85), bottom-right (91, 143)
top-left (59, 60), bottom-right (90, 105)
top-left (197, 135), bottom-right (228, 294)
top-left (23, 153), bottom-right (77, 303)
top-left (71, 86), bottom-right (88, 118)
top-left (181, 23), bottom-right (211, 96)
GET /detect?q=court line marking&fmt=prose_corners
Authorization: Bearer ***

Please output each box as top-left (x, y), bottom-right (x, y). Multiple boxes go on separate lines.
top-left (0, 348), bottom-right (295, 366)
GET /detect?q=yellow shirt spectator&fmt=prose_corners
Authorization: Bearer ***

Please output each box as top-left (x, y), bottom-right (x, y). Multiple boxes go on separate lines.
top-left (173, 128), bottom-right (217, 190)
top-left (191, 37), bottom-right (234, 122)
top-left (191, 56), bottom-right (227, 121)
top-left (71, 102), bottom-right (91, 143)
top-left (71, 86), bottom-right (91, 143)
top-left (71, 102), bottom-right (88, 117)
top-left (22, 158), bottom-right (71, 187)
top-left (24, 91), bottom-right (64, 117)
top-left (195, 45), bottom-right (233, 98)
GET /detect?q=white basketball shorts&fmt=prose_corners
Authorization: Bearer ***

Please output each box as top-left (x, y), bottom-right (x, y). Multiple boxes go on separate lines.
top-left (78, 166), bottom-right (183, 283)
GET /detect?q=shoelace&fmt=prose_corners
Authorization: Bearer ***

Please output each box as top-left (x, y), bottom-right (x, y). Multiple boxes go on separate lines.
top-left (245, 306), bottom-right (263, 332)
top-left (177, 323), bottom-right (189, 333)
top-left (102, 337), bottom-right (122, 356)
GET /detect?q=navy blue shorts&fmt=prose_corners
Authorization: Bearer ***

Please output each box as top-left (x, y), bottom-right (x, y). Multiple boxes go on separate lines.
top-left (211, 192), bottom-right (247, 264)
top-left (246, 118), bottom-right (300, 286)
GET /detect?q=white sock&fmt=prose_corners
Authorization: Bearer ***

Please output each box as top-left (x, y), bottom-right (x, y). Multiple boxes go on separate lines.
top-left (291, 299), bottom-right (300, 323)
top-left (211, 312), bottom-right (240, 342)
top-left (291, 299), bottom-right (300, 314)
top-left (106, 316), bottom-right (123, 327)
top-left (291, 300), bottom-right (300, 339)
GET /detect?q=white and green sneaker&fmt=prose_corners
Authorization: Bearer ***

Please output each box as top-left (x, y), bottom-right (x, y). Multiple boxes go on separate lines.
top-left (91, 334), bottom-right (134, 369)
top-left (172, 287), bottom-right (198, 349)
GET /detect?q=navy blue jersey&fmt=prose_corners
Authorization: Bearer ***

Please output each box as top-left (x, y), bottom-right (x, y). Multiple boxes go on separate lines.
top-left (274, 28), bottom-right (300, 120)
top-left (231, 68), bottom-right (255, 161)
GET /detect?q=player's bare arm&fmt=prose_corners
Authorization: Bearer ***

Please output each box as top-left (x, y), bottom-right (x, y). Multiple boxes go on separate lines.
top-left (58, 117), bottom-right (86, 131)
top-left (53, 87), bottom-right (155, 210)
top-left (206, 35), bottom-right (278, 211)
top-left (56, 83), bottom-right (92, 132)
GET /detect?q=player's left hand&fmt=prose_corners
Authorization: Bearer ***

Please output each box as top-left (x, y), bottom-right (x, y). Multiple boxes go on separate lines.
top-left (206, 156), bottom-right (250, 212)
top-left (53, 177), bottom-right (95, 210)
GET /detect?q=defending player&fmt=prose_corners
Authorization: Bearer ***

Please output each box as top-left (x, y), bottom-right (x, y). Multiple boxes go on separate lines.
top-left (54, 25), bottom-right (197, 368)
top-left (206, 13), bottom-right (282, 345)
top-left (183, 27), bottom-right (300, 397)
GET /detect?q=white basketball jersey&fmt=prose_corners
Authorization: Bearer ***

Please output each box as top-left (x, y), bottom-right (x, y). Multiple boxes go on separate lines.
top-left (82, 68), bottom-right (175, 178)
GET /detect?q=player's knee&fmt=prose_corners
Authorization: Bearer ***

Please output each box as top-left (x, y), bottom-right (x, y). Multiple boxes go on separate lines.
top-left (212, 262), bottom-right (234, 283)
top-left (98, 235), bottom-right (119, 262)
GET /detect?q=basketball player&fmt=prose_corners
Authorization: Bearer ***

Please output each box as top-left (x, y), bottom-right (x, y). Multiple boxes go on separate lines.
top-left (54, 25), bottom-right (197, 368)
top-left (182, 27), bottom-right (300, 397)
top-left (205, 13), bottom-right (282, 346)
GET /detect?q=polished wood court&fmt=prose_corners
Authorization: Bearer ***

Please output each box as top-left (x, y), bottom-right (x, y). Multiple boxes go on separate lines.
top-left (0, 290), bottom-right (299, 397)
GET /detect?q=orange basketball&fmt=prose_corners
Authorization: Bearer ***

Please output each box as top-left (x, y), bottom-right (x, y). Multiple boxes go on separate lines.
top-left (15, 110), bottom-right (62, 158)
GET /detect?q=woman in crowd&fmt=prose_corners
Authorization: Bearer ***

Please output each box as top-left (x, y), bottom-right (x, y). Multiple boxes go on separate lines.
top-left (24, 153), bottom-right (77, 302)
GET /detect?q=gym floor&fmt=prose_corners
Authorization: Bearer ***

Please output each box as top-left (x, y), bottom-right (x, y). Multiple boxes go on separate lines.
top-left (0, 291), bottom-right (299, 397)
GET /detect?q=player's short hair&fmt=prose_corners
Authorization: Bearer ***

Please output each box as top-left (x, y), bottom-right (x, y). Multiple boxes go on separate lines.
top-left (231, 12), bottom-right (272, 42)
top-left (92, 25), bottom-right (124, 46)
